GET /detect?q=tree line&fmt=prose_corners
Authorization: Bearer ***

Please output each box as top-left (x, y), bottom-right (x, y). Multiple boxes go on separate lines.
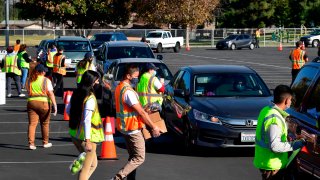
top-left (1, 0), bottom-right (320, 29)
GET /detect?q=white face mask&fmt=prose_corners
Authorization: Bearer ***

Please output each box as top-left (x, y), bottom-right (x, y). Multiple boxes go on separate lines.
top-left (153, 70), bottom-right (157, 76)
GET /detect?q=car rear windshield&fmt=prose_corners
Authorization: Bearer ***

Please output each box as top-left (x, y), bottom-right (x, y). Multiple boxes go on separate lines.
top-left (90, 34), bottom-right (112, 41)
top-left (107, 46), bottom-right (155, 59)
top-left (147, 32), bottom-right (162, 38)
top-left (115, 63), bottom-right (173, 81)
top-left (193, 73), bottom-right (270, 97)
top-left (56, 41), bottom-right (91, 52)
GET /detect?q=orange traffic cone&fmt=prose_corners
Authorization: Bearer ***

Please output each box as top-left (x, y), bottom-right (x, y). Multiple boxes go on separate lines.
top-left (63, 91), bottom-right (73, 121)
top-left (278, 42), bottom-right (283, 51)
top-left (99, 117), bottom-right (118, 160)
top-left (186, 45), bottom-right (191, 51)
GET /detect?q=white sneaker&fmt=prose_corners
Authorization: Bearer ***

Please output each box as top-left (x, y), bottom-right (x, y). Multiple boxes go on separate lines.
top-left (7, 94), bottom-right (12, 98)
top-left (43, 143), bottom-right (52, 148)
top-left (18, 94), bottom-right (26, 97)
top-left (29, 145), bottom-right (37, 150)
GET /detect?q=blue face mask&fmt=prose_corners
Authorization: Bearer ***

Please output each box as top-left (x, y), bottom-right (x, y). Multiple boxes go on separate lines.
top-left (130, 78), bottom-right (139, 88)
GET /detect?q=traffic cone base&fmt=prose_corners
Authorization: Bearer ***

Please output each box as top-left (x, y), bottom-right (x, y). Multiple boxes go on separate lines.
top-left (278, 42), bottom-right (283, 51)
top-left (186, 46), bottom-right (191, 51)
top-left (99, 117), bottom-right (118, 160)
top-left (63, 91), bottom-right (73, 121)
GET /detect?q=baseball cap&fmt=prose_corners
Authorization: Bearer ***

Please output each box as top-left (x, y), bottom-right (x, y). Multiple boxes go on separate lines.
top-left (35, 64), bottom-right (48, 73)
top-left (6, 46), bottom-right (13, 53)
top-left (84, 52), bottom-right (93, 59)
top-left (145, 63), bottom-right (159, 70)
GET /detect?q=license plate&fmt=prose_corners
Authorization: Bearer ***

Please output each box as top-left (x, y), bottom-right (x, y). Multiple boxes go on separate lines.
top-left (241, 132), bottom-right (255, 142)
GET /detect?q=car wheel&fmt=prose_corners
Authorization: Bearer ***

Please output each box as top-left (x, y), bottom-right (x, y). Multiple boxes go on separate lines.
top-left (312, 40), bottom-right (319, 47)
top-left (157, 43), bottom-right (163, 53)
top-left (249, 43), bottom-right (255, 50)
top-left (230, 44), bottom-right (236, 50)
top-left (183, 121), bottom-right (195, 154)
top-left (173, 42), bottom-right (180, 53)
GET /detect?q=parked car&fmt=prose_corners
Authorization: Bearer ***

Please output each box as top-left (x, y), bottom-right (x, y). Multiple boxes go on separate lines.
top-left (35, 39), bottom-right (55, 63)
top-left (286, 57), bottom-right (320, 179)
top-left (162, 65), bottom-right (272, 150)
top-left (300, 29), bottom-right (320, 47)
top-left (89, 32), bottom-right (128, 53)
top-left (216, 34), bottom-right (256, 50)
top-left (96, 41), bottom-right (163, 73)
top-left (55, 36), bottom-right (94, 73)
top-left (100, 58), bottom-right (173, 117)
top-left (146, 30), bottom-right (184, 53)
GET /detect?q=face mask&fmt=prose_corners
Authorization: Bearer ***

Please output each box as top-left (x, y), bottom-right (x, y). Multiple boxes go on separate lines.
top-left (130, 77), bottom-right (139, 88)
top-left (153, 70), bottom-right (157, 76)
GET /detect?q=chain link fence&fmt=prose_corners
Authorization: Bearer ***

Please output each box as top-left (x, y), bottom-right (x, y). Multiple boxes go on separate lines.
top-left (0, 27), bottom-right (315, 47)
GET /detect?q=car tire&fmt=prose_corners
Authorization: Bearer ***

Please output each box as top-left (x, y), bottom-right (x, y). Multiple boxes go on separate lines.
top-left (230, 44), bottom-right (236, 50)
top-left (173, 42), bottom-right (180, 53)
top-left (312, 40), bottom-right (319, 47)
top-left (249, 43), bottom-right (255, 50)
top-left (157, 43), bottom-right (163, 53)
top-left (183, 120), bottom-right (195, 154)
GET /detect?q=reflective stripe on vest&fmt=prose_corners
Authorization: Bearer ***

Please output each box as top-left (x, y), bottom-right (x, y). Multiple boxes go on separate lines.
top-left (290, 49), bottom-right (305, 69)
top-left (115, 82), bottom-right (145, 132)
top-left (18, 51), bottom-right (29, 69)
top-left (53, 54), bottom-right (66, 75)
top-left (136, 73), bottom-right (163, 107)
top-left (253, 106), bottom-right (289, 170)
top-left (46, 51), bottom-right (56, 68)
top-left (4, 54), bottom-right (21, 76)
top-left (72, 94), bottom-right (104, 142)
top-left (27, 76), bottom-right (49, 102)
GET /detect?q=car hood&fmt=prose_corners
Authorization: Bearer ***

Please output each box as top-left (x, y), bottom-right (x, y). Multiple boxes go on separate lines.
top-left (64, 52), bottom-right (88, 60)
top-left (190, 96), bottom-right (273, 119)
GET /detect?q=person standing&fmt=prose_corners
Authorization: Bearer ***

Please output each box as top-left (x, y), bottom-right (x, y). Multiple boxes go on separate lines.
top-left (53, 46), bottom-right (66, 96)
top-left (17, 44), bottom-right (33, 90)
top-left (111, 65), bottom-right (162, 180)
top-left (45, 44), bottom-right (57, 81)
top-left (68, 70), bottom-right (104, 180)
top-left (26, 64), bottom-right (57, 150)
top-left (76, 52), bottom-right (96, 88)
top-left (289, 41), bottom-right (308, 83)
top-left (136, 63), bottom-right (164, 108)
top-left (2, 46), bottom-right (25, 97)
top-left (253, 85), bottom-right (305, 180)
top-left (13, 39), bottom-right (21, 53)
top-left (255, 28), bottom-right (261, 48)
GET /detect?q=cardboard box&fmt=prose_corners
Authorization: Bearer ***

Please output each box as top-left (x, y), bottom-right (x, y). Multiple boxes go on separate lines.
top-left (142, 112), bottom-right (167, 140)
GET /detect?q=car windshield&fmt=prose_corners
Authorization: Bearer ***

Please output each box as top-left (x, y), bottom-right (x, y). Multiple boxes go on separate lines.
top-left (193, 73), bottom-right (270, 97)
top-left (115, 63), bottom-right (173, 81)
top-left (147, 32), bottom-right (162, 38)
top-left (90, 34), bottom-right (112, 41)
top-left (107, 46), bottom-right (155, 59)
top-left (225, 35), bottom-right (238, 40)
top-left (56, 41), bottom-right (91, 52)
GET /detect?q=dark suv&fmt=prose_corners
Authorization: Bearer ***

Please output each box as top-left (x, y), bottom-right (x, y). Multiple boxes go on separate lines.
top-left (89, 32), bottom-right (128, 53)
top-left (286, 57), bottom-right (320, 179)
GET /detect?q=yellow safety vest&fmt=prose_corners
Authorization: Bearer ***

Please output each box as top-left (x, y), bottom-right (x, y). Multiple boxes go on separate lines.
top-left (46, 50), bottom-right (57, 68)
top-left (27, 75), bottom-right (50, 102)
top-left (76, 62), bottom-right (94, 84)
top-left (4, 54), bottom-right (21, 76)
top-left (17, 51), bottom-right (29, 69)
top-left (69, 94), bottom-right (104, 143)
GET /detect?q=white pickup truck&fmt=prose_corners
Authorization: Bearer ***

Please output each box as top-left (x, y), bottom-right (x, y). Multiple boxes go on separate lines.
top-left (146, 31), bottom-right (184, 53)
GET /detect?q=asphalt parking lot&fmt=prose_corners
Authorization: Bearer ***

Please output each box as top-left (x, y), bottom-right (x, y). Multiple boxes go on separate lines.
top-left (0, 46), bottom-right (318, 180)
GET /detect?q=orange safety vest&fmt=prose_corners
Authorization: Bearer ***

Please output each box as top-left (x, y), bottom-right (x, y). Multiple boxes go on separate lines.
top-left (53, 54), bottom-right (66, 75)
top-left (115, 81), bottom-right (145, 133)
top-left (13, 44), bottom-right (20, 53)
top-left (27, 76), bottom-right (50, 102)
top-left (290, 48), bottom-right (306, 70)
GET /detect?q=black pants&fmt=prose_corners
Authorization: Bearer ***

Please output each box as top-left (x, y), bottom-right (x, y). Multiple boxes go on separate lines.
top-left (291, 69), bottom-right (300, 85)
top-left (53, 73), bottom-right (63, 96)
top-left (45, 67), bottom-right (53, 79)
top-left (256, 38), bottom-right (260, 48)
top-left (6, 73), bottom-right (22, 95)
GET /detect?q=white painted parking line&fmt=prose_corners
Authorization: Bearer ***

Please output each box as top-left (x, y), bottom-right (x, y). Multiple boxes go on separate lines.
top-left (179, 53), bottom-right (291, 69)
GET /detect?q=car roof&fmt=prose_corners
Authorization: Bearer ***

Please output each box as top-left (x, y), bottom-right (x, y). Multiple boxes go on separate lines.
top-left (106, 41), bottom-right (149, 47)
top-left (55, 36), bottom-right (88, 41)
top-left (93, 32), bottom-right (125, 35)
top-left (115, 58), bottom-right (164, 64)
top-left (181, 65), bottom-right (256, 74)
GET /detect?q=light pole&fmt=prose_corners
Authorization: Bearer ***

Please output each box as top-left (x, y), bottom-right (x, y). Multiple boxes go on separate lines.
top-left (5, 0), bottom-right (10, 47)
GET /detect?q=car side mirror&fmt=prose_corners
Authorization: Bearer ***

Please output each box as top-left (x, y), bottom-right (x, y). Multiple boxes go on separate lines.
top-left (157, 55), bottom-right (163, 60)
top-left (174, 89), bottom-right (185, 97)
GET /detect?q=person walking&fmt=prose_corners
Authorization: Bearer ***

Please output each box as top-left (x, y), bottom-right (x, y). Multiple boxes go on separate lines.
top-left (17, 44), bottom-right (33, 91)
top-left (111, 65), bottom-right (162, 180)
top-left (255, 28), bottom-right (261, 48)
top-left (136, 63), bottom-right (164, 108)
top-left (2, 46), bottom-right (25, 97)
top-left (45, 44), bottom-right (57, 81)
top-left (53, 46), bottom-right (66, 96)
top-left (289, 41), bottom-right (308, 84)
top-left (68, 70), bottom-right (104, 180)
top-left (26, 64), bottom-right (57, 150)
top-left (13, 39), bottom-right (21, 53)
top-left (76, 52), bottom-right (96, 88)
top-left (253, 85), bottom-right (305, 180)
